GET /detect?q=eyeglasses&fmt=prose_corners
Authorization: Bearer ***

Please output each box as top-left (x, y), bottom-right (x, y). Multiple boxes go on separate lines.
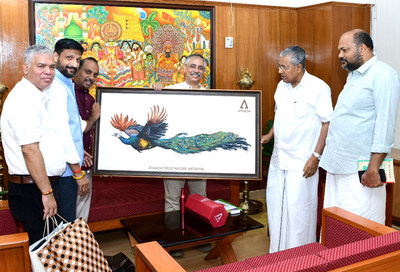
top-left (276, 64), bottom-right (292, 71)
top-left (187, 64), bottom-right (206, 72)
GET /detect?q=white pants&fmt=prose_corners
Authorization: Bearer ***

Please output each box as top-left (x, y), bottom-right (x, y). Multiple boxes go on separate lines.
top-left (324, 172), bottom-right (386, 224)
top-left (267, 164), bottom-right (318, 253)
top-left (76, 171), bottom-right (92, 221)
top-left (163, 179), bottom-right (206, 212)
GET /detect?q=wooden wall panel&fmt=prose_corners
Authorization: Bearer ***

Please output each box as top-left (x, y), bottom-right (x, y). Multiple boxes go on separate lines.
top-left (279, 9), bottom-right (298, 50)
top-left (312, 6), bottom-right (332, 89)
top-left (236, 6), bottom-right (259, 91)
top-left (351, 6), bottom-right (371, 30)
top-left (331, 6), bottom-right (354, 105)
top-left (258, 8), bottom-right (280, 127)
top-left (215, 5), bottom-right (238, 90)
top-left (297, 9), bottom-right (315, 75)
top-left (0, 0), bottom-right (29, 88)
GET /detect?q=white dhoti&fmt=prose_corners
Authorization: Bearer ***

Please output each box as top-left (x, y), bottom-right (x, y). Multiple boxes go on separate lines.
top-left (266, 164), bottom-right (318, 253)
top-left (323, 172), bottom-right (386, 224)
top-left (76, 171), bottom-right (93, 221)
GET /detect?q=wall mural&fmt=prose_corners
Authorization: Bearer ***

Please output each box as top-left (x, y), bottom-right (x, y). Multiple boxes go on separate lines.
top-left (31, 1), bottom-right (214, 94)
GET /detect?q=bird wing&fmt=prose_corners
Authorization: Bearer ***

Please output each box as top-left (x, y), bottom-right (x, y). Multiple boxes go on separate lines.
top-left (110, 113), bottom-right (140, 136)
top-left (138, 105), bottom-right (168, 141)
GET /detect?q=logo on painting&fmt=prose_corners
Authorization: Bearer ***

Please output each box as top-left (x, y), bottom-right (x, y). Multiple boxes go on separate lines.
top-left (238, 100), bottom-right (251, 113)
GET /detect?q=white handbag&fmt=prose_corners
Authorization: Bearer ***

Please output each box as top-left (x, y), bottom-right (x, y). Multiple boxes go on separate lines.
top-left (29, 216), bottom-right (69, 272)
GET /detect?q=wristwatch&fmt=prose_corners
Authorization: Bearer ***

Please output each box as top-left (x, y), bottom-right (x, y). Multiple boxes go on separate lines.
top-left (313, 152), bottom-right (321, 160)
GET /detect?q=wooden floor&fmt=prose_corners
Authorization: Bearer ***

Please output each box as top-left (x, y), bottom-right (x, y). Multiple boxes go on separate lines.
top-left (95, 190), bottom-right (269, 272)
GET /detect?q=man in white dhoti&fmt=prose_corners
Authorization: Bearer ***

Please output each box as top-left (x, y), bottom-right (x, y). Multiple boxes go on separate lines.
top-left (320, 29), bottom-right (400, 225)
top-left (262, 46), bottom-right (333, 253)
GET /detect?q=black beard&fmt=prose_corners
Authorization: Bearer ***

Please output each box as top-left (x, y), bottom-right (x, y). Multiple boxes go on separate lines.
top-left (58, 65), bottom-right (77, 78)
top-left (340, 49), bottom-right (363, 72)
top-left (341, 58), bottom-right (359, 72)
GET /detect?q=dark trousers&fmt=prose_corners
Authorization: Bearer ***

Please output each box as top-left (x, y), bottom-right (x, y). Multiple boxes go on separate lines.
top-left (8, 179), bottom-right (60, 245)
top-left (57, 176), bottom-right (78, 222)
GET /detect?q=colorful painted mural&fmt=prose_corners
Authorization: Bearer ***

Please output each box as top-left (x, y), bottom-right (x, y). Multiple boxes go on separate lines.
top-left (33, 2), bottom-right (213, 90)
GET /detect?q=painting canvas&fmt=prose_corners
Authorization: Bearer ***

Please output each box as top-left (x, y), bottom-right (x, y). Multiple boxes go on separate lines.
top-left (93, 88), bottom-right (261, 180)
top-left (30, 0), bottom-right (214, 96)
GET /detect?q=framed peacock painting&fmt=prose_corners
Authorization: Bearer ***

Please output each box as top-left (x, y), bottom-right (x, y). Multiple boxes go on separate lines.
top-left (29, 0), bottom-right (215, 94)
top-left (93, 88), bottom-right (261, 180)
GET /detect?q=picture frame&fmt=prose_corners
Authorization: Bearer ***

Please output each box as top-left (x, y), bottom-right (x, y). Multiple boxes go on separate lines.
top-left (29, 0), bottom-right (215, 90)
top-left (93, 88), bottom-right (261, 180)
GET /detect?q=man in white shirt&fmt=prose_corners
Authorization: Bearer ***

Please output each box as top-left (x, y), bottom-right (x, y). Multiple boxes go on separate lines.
top-left (320, 29), bottom-right (400, 224)
top-left (262, 46), bottom-right (333, 253)
top-left (154, 54), bottom-right (210, 256)
top-left (1, 44), bottom-right (66, 244)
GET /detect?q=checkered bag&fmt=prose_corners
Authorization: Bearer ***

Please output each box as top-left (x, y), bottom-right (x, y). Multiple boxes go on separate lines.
top-left (31, 217), bottom-right (111, 272)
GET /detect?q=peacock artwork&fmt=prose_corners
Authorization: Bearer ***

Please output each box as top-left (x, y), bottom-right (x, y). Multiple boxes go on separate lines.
top-left (94, 88), bottom-right (260, 179)
top-left (110, 105), bottom-right (251, 154)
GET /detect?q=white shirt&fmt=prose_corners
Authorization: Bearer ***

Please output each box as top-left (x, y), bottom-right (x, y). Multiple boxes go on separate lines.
top-left (1, 77), bottom-right (66, 176)
top-left (320, 56), bottom-right (400, 174)
top-left (165, 81), bottom-right (205, 90)
top-left (271, 71), bottom-right (333, 171)
top-left (44, 79), bottom-right (81, 164)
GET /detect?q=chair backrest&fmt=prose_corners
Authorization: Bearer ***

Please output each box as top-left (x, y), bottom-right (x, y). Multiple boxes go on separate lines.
top-left (0, 200), bottom-right (18, 235)
top-left (321, 206), bottom-right (396, 248)
top-left (324, 215), bottom-right (374, 248)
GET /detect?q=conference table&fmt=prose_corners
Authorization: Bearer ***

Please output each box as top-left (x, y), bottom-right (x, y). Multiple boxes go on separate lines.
top-left (121, 210), bottom-right (264, 264)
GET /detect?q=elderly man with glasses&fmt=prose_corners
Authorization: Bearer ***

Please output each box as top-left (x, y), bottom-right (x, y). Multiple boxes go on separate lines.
top-left (261, 46), bottom-right (333, 253)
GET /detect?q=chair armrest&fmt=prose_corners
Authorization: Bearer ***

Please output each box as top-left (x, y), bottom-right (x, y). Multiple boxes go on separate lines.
top-left (321, 207), bottom-right (397, 246)
top-left (135, 241), bottom-right (186, 272)
top-left (0, 199), bottom-right (9, 210)
top-left (0, 232), bottom-right (30, 271)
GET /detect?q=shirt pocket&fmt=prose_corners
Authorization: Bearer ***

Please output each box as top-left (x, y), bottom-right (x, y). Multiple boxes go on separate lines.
top-left (293, 100), bottom-right (311, 119)
top-left (340, 84), bottom-right (374, 111)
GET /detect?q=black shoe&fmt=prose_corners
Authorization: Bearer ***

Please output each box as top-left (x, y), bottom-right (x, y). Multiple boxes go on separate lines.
top-left (196, 243), bottom-right (213, 253)
top-left (169, 249), bottom-right (184, 258)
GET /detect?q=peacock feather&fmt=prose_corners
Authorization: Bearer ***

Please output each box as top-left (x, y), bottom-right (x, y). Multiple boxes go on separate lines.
top-left (111, 105), bottom-right (250, 153)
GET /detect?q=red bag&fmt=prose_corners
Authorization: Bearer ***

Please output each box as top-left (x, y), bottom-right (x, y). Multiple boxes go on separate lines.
top-left (184, 194), bottom-right (228, 228)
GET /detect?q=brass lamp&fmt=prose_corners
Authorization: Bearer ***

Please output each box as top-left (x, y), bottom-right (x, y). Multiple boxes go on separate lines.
top-left (238, 67), bottom-right (255, 90)
top-left (236, 69), bottom-right (262, 214)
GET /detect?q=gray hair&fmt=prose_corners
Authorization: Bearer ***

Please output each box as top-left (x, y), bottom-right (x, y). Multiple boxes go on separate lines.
top-left (280, 46), bottom-right (306, 70)
top-left (24, 44), bottom-right (53, 67)
top-left (185, 53), bottom-right (207, 67)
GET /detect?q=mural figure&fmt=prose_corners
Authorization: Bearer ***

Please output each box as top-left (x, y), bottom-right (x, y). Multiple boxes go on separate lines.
top-left (90, 42), bottom-right (102, 60)
top-left (111, 106), bottom-right (250, 154)
top-left (156, 43), bottom-right (179, 84)
top-left (98, 39), bottom-right (126, 75)
top-left (144, 53), bottom-right (157, 85)
top-left (152, 25), bottom-right (185, 84)
top-left (172, 55), bottom-right (187, 84)
top-left (81, 41), bottom-right (96, 59)
top-left (120, 41), bottom-right (133, 66)
top-left (130, 42), bottom-right (146, 84)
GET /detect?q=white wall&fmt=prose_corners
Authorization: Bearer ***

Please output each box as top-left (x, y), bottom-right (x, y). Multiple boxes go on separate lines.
top-left (372, 1), bottom-right (400, 150)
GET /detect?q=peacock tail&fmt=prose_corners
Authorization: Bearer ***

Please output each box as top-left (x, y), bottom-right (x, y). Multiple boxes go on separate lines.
top-left (155, 131), bottom-right (250, 154)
